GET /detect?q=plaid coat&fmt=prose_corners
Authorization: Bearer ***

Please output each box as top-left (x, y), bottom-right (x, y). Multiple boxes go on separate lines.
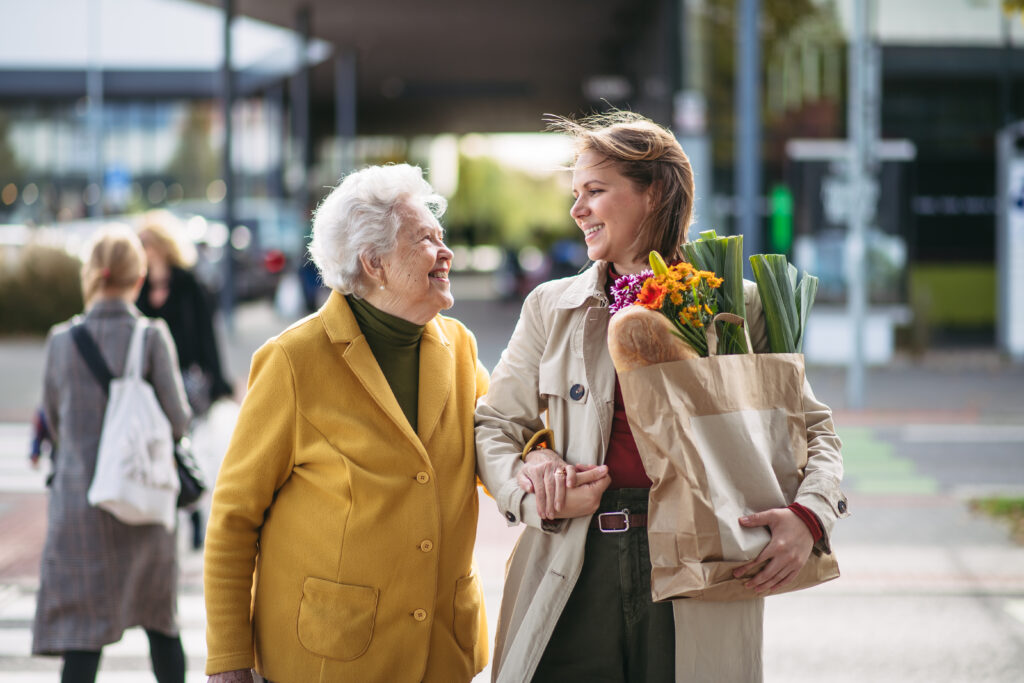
top-left (32, 299), bottom-right (191, 655)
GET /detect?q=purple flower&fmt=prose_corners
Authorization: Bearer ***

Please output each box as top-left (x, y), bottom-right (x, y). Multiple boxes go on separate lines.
top-left (608, 269), bottom-right (653, 315)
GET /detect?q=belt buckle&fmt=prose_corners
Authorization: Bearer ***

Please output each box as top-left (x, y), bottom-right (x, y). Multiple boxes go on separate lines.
top-left (597, 508), bottom-right (630, 533)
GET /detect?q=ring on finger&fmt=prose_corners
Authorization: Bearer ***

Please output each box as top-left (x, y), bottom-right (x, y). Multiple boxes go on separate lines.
top-left (554, 467), bottom-right (566, 478)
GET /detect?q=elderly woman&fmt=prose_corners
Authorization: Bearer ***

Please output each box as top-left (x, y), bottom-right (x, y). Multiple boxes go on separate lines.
top-left (204, 164), bottom-right (489, 683)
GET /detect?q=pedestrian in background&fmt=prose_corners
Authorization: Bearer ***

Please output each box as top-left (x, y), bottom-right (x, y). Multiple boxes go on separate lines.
top-left (204, 164), bottom-right (489, 683)
top-left (475, 111), bottom-right (847, 682)
top-left (136, 210), bottom-right (233, 549)
top-left (32, 225), bottom-right (191, 683)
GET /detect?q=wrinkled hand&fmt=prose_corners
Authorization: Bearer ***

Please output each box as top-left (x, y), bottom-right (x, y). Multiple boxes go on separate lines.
top-left (518, 448), bottom-right (608, 519)
top-left (208, 670), bottom-right (254, 683)
top-left (732, 508), bottom-right (814, 594)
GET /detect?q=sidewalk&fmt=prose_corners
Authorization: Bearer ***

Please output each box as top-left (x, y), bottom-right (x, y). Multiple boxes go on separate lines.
top-left (1, 291), bottom-right (1023, 680)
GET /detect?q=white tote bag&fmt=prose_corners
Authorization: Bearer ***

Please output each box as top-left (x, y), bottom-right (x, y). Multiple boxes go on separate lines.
top-left (87, 320), bottom-right (179, 530)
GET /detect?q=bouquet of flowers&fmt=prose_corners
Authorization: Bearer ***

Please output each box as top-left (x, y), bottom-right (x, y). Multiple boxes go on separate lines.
top-left (609, 250), bottom-right (723, 357)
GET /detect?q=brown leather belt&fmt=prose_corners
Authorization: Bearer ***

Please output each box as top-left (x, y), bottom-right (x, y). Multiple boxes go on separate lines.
top-left (590, 509), bottom-right (648, 533)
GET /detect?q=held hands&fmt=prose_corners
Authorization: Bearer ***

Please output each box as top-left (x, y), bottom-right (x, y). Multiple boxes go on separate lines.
top-left (518, 448), bottom-right (610, 520)
top-left (732, 508), bottom-right (814, 594)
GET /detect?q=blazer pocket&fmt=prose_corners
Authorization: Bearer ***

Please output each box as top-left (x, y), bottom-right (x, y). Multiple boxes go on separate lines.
top-left (452, 570), bottom-right (482, 651)
top-left (297, 577), bottom-right (378, 661)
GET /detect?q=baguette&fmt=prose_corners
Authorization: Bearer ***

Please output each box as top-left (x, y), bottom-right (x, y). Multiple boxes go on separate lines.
top-left (608, 305), bottom-right (700, 373)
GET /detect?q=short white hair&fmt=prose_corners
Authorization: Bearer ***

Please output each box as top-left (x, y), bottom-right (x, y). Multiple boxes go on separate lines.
top-left (308, 163), bottom-right (446, 297)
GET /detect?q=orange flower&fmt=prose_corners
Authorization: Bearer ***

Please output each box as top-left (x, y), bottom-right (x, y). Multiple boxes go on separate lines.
top-left (637, 279), bottom-right (667, 310)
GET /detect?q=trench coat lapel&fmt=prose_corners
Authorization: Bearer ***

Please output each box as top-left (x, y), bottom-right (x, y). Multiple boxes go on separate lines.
top-left (320, 291), bottom-right (424, 453)
top-left (417, 318), bottom-right (454, 446)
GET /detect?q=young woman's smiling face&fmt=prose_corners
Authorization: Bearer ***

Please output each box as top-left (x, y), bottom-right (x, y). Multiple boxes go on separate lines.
top-left (570, 149), bottom-right (652, 274)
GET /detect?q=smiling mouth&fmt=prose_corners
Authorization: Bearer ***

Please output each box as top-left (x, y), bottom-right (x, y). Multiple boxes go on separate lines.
top-left (583, 224), bottom-right (605, 239)
top-left (429, 269), bottom-right (450, 281)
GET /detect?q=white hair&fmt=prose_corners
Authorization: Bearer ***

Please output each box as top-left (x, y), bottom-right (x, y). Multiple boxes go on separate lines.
top-left (308, 163), bottom-right (447, 297)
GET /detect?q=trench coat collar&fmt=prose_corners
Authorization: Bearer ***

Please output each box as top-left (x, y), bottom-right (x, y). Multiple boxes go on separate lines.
top-left (319, 290), bottom-right (454, 450)
top-left (555, 261), bottom-right (610, 310)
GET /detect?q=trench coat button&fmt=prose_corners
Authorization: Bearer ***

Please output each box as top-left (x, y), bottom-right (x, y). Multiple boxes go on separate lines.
top-left (838, 499), bottom-right (848, 514)
top-left (505, 511), bottom-right (517, 523)
top-left (413, 609), bottom-right (427, 621)
top-left (569, 384), bottom-right (585, 401)
top-left (416, 471), bottom-right (430, 484)
top-left (419, 539), bottom-right (433, 552)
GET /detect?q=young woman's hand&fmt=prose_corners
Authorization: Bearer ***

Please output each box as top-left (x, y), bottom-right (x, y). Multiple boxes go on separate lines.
top-left (518, 448), bottom-right (608, 519)
top-left (732, 508), bottom-right (814, 593)
top-left (553, 467), bottom-right (612, 519)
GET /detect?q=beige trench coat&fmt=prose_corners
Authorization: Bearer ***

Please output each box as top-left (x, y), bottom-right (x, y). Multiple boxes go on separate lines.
top-left (475, 261), bottom-right (848, 683)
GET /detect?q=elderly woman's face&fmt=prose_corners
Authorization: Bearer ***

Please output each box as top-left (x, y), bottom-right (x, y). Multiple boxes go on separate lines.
top-left (376, 206), bottom-right (454, 323)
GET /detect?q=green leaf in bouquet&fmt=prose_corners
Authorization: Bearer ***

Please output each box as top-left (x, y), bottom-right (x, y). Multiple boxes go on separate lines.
top-left (749, 254), bottom-right (797, 353)
top-left (794, 271), bottom-right (819, 352)
top-left (681, 230), bottom-right (748, 354)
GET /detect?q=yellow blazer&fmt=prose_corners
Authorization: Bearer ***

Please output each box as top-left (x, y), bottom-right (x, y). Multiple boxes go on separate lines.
top-left (204, 291), bottom-right (489, 683)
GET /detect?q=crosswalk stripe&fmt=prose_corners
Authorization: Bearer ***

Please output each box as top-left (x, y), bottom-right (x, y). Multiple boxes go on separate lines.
top-left (901, 424), bottom-right (1024, 443)
top-left (0, 423), bottom-right (48, 495)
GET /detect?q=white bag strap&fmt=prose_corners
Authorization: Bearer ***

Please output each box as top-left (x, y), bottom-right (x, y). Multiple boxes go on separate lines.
top-left (123, 318), bottom-right (149, 379)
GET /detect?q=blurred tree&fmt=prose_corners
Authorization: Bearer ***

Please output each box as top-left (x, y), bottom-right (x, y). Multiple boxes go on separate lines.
top-left (166, 103), bottom-right (220, 199)
top-left (704, 0), bottom-right (820, 166)
top-left (445, 153), bottom-right (573, 248)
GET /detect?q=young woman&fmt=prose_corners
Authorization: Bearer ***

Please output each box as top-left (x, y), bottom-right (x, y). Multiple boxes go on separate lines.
top-left (32, 225), bottom-right (191, 683)
top-left (475, 111), bottom-right (847, 682)
top-left (136, 211), bottom-right (233, 550)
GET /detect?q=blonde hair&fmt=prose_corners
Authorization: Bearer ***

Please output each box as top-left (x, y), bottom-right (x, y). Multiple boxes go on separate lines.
top-left (547, 110), bottom-right (695, 263)
top-left (137, 210), bottom-right (195, 269)
top-left (80, 224), bottom-right (147, 307)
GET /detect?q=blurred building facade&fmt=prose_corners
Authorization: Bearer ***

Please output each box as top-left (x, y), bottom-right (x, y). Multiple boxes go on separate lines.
top-left (0, 0), bottom-right (1020, 347)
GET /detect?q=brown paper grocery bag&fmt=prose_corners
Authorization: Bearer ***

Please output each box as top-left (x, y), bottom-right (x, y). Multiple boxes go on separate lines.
top-left (616, 313), bottom-right (839, 602)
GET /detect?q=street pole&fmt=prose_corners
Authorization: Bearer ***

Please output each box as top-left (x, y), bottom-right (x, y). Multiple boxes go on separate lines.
top-left (86, 0), bottom-right (104, 218)
top-left (846, 0), bottom-right (871, 409)
top-left (736, 0), bottom-right (762, 271)
top-left (220, 0), bottom-right (236, 328)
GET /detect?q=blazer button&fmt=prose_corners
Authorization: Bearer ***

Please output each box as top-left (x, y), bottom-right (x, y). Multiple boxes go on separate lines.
top-left (505, 511), bottom-right (517, 523)
top-left (838, 499), bottom-right (848, 514)
top-left (419, 539), bottom-right (433, 552)
top-left (569, 384), bottom-right (585, 401)
top-left (413, 609), bottom-right (427, 622)
top-left (416, 471), bottom-right (430, 484)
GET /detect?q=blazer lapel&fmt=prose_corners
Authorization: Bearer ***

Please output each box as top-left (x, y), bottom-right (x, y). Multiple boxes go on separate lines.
top-left (321, 292), bottom-right (423, 451)
top-left (416, 317), bottom-right (454, 446)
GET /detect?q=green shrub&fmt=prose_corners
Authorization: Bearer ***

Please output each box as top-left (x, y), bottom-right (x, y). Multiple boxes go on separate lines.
top-left (0, 244), bottom-right (83, 335)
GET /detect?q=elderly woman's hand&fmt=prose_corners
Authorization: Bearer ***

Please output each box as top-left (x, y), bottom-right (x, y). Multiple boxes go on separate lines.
top-left (518, 448), bottom-right (609, 519)
top-left (208, 670), bottom-right (254, 683)
top-left (731, 508), bottom-right (814, 594)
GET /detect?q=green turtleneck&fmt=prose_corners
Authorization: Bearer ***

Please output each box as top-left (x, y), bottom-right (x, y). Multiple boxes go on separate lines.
top-left (346, 295), bottom-right (425, 432)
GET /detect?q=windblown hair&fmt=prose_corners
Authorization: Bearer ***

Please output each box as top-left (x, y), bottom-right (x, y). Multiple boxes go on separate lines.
top-left (137, 209), bottom-right (195, 269)
top-left (80, 224), bottom-right (147, 307)
top-left (309, 163), bottom-right (447, 297)
top-left (547, 110), bottom-right (694, 263)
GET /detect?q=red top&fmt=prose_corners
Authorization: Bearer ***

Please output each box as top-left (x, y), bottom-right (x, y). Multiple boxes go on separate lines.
top-left (606, 378), bottom-right (653, 489)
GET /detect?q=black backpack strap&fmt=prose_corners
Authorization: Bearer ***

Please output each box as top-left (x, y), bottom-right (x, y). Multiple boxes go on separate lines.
top-left (70, 323), bottom-right (114, 395)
